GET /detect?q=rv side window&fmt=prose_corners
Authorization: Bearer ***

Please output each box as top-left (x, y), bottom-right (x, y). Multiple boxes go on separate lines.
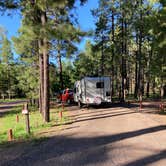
top-left (96, 82), bottom-right (104, 88)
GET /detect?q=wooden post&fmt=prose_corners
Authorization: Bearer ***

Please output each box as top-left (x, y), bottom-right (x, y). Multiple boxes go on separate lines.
top-left (22, 103), bottom-right (30, 134)
top-left (16, 115), bottom-right (19, 123)
top-left (60, 103), bottom-right (64, 119)
top-left (25, 113), bottom-right (30, 134)
top-left (7, 129), bottom-right (13, 141)
top-left (160, 103), bottom-right (164, 111)
top-left (62, 103), bottom-right (64, 111)
top-left (60, 111), bottom-right (62, 119)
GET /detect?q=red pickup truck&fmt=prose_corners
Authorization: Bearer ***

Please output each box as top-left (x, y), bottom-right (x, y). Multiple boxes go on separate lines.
top-left (59, 89), bottom-right (74, 104)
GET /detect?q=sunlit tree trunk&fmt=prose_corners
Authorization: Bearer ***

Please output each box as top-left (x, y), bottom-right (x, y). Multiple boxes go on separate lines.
top-left (38, 40), bottom-right (44, 113)
top-left (121, 15), bottom-right (127, 102)
top-left (146, 48), bottom-right (152, 98)
top-left (41, 11), bottom-right (49, 122)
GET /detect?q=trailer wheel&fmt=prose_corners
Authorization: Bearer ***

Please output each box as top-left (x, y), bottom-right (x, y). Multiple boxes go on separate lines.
top-left (78, 101), bottom-right (82, 108)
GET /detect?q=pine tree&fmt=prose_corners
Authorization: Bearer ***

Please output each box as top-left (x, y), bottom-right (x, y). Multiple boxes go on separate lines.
top-left (0, 0), bottom-right (88, 122)
top-left (0, 34), bottom-right (14, 99)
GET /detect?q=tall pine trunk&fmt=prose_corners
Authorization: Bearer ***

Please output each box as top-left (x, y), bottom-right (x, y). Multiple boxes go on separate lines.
top-left (137, 0), bottom-right (143, 101)
top-left (101, 35), bottom-right (104, 75)
top-left (134, 52), bottom-right (138, 98)
top-left (160, 78), bottom-right (164, 100)
top-left (121, 15), bottom-right (127, 102)
top-left (41, 11), bottom-right (49, 122)
top-left (146, 60), bottom-right (150, 98)
top-left (124, 18), bottom-right (127, 101)
top-left (134, 33), bottom-right (139, 98)
top-left (57, 48), bottom-right (64, 90)
top-left (146, 48), bottom-right (152, 98)
top-left (111, 10), bottom-right (115, 98)
top-left (160, 55), bottom-right (165, 100)
top-left (38, 40), bottom-right (44, 113)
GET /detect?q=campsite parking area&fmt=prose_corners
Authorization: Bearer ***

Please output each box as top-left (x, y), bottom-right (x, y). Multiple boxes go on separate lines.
top-left (0, 101), bottom-right (166, 166)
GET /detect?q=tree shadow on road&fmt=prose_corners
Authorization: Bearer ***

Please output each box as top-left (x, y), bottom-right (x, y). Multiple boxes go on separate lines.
top-left (124, 150), bottom-right (166, 166)
top-left (73, 110), bottom-right (138, 123)
top-left (0, 101), bottom-right (26, 117)
top-left (69, 107), bottom-right (131, 117)
top-left (0, 106), bottom-right (21, 117)
top-left (86, 102), bottom-right (138, 109)
top-left (1, 125), bottom-right (166, 166)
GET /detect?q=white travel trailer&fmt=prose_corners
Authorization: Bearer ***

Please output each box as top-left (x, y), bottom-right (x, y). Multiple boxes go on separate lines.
top-left (74, 76), bottom-right (111, 107)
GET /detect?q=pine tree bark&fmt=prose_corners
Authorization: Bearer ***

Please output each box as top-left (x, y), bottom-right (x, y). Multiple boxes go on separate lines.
top-left (146, 48), bottom-right (152, 98)
top-left (41, 11), bottom-right (49, 122)
top-left (160, 56), bottom-right (165, 100)
top-left (111, 10), bottom-right (115, 98)
top-left (138, 0), bottom-right (143, 100)
top-left (38, 39), bottom-right (44, 113)
top-left (121, 15), bottom-right (127, 102)
top-left (101, 35), bottom-right (104, 76)
top-left (152, 80), bottom-right (156, 94)
top-left (57, 48), bottom-right (64, 90)
top-left (115, 65), bottom-right (119, 98)
top-left (134, 52), bottom-right (138, 98)
top-left (146, 82), bottom-right (150, 98)
top-left (124, 18), bottom-right (127, 101)
top-left (134, 33), bottom-right (139, 98)
top-left (160, 79), bottom-right (164, 100)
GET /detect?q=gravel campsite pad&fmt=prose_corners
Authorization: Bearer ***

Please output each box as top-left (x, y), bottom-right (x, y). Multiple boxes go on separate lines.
top-left (0, 101), bottom-right (166, 166)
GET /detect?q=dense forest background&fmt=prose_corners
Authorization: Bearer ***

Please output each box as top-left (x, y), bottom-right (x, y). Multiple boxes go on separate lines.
top-left (0, 0), bottom-right (165, 121)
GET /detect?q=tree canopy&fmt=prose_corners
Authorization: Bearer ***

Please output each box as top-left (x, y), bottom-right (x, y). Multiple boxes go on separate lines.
top-left (0, 0), bottom-right (165, 121)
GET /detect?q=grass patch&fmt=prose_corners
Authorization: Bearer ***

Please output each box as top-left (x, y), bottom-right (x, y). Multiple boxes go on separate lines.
top-left (125, 93), bottom-right (163, 102)
top-left (0, 104), bottom-right (71, 145)
top-left (158, 109), bottom-right (166, 115)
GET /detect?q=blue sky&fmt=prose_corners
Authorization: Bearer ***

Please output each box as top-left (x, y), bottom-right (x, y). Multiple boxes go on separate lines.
top-left (77, 0), bottom-right (98, 31)
top-left (0, 0), bottom-right (98, 51)
top-left (0, 13), bottom-right (21, 39)
top-left (75, 0), bottom-right (98, 50)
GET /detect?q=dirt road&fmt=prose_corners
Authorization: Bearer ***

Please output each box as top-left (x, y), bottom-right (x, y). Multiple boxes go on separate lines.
top-left (0, 100), bottom-right (27, 117)
top-left (0, 103), bottom-right (166, 166)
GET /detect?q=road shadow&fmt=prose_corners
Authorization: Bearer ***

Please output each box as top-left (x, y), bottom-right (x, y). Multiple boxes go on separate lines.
top-left (37, 126), bottom-right (80, 136)
top-left (85, 102), bottom-right (138, 109)
top-left (0, 106), bottom-right (21, 117)
top-left (124, 150), bottom-right (166, 166)
top-left (58, 102), bottom-right (138, 110)
top-left (0, 107), bottom-right (20, 118)
top-left (1, 125), bottom-right (166, 166)
top-left (70, 109), bottom-right (132, 118)
top-left (74, 110), bottom-right (138, 123)
top-left (0, 101), bottom-right (26, 117)
top-left (0, 105), bottom-right (14, 111)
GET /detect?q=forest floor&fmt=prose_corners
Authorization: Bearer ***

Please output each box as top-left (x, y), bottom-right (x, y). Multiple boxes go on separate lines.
top-left (0, 100), bottom-right (166, 166)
